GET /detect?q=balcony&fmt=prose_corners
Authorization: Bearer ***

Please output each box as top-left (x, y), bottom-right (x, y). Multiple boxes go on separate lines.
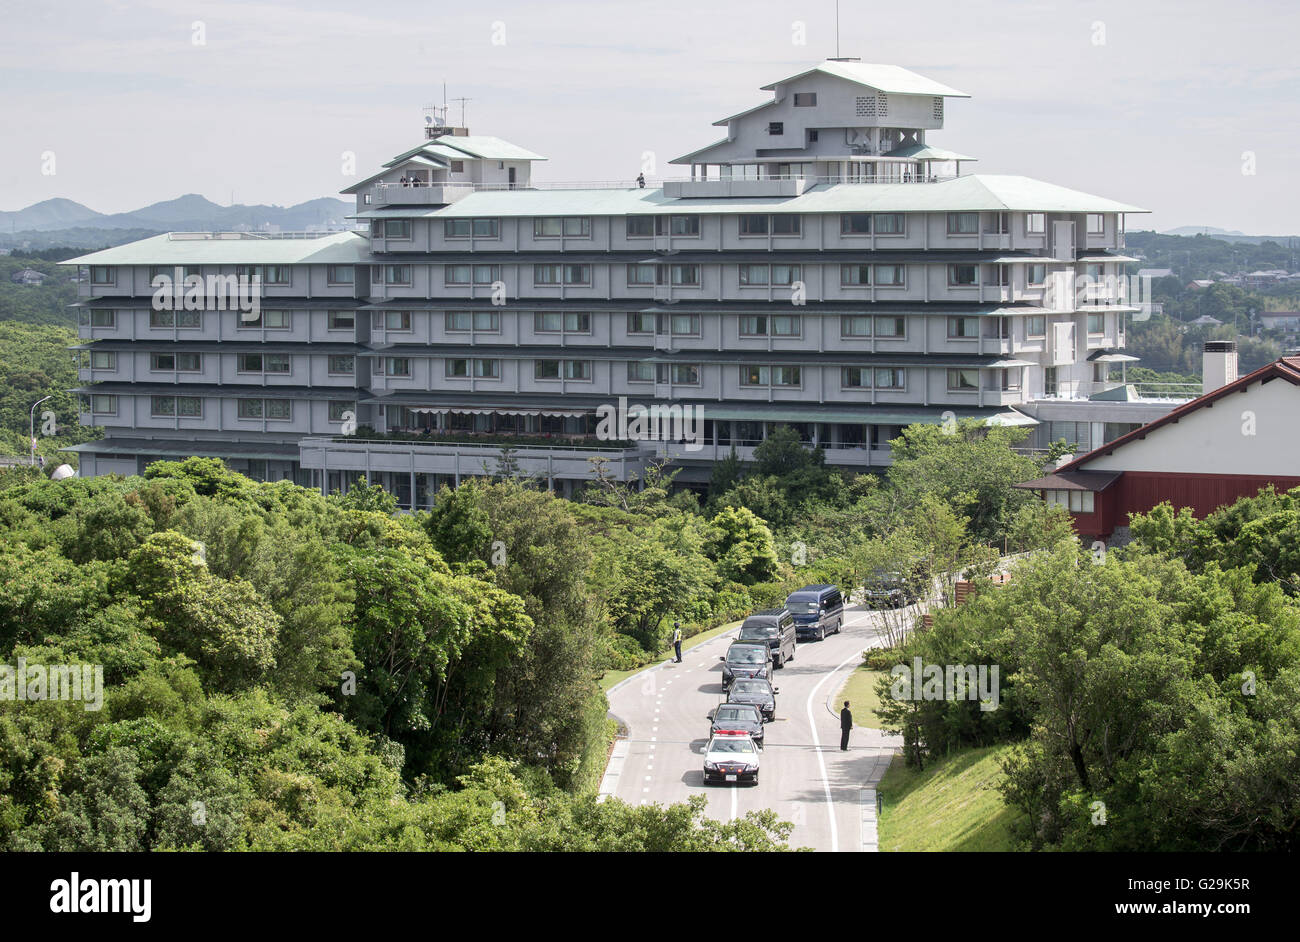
top-left (297, 435), bottom-right (648, 482)
top-left (373, 182), bottom-right (472, 206)
top-left (662, 177), bottom-right (811, 198)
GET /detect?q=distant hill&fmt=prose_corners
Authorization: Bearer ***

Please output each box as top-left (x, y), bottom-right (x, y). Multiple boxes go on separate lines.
top-left (0, 194), bottom-right (354, 235)
top-left (1158, 225), bottom-right (1299, 246)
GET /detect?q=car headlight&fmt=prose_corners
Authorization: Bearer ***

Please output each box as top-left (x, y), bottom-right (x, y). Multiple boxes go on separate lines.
top-left (704, 762), bottom-right (718, 771)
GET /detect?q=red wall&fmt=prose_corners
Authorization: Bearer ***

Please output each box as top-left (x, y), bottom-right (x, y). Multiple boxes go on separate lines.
top-left (1115, 472), bottom-right (1300, 524)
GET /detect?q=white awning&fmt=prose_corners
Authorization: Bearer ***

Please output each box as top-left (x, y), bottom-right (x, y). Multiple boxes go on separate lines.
top-left (407, 407), bottom-right (586, 418)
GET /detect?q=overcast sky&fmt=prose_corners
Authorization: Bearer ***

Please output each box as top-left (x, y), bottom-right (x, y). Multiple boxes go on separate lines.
top-left (2, 0), bottom-right (1296, 234)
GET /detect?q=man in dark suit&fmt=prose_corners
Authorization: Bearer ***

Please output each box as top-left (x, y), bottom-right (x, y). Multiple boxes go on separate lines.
top-left (840, 701), bottom-right (853, 751)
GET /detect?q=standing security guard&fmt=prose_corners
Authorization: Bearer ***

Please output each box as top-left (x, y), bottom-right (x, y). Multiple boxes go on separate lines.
top-left (840, 701), bottom-right (853, 751)
top-left (672, 622), bottom-right (683, 663)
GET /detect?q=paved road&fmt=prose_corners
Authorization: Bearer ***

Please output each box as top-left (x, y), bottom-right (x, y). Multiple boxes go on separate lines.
top-left (601, 601), bottom-right (902, 851)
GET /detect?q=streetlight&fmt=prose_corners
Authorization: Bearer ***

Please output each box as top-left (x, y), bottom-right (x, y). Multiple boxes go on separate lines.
top-left (29, 395), bottom-right (53, 466)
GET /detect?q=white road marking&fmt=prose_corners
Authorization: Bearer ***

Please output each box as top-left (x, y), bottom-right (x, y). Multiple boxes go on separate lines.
top-left (805, 646), bottom-right (869, 853)
top-left (730, 785), bottom-right (738, 822)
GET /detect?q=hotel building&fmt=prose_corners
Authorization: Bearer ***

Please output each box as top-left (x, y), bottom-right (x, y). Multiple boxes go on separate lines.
top-left (66, 59), bottom-right (1179, 504)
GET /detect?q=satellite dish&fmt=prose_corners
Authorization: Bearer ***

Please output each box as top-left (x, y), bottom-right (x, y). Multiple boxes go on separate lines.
top-left (50, 464), bottom-right (75, 480)
top-left (425, 114), bottom-right (434, 125)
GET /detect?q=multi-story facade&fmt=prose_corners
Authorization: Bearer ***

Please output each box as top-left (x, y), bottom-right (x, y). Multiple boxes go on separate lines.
top-left (66, 59), bottom-right (1178, 504)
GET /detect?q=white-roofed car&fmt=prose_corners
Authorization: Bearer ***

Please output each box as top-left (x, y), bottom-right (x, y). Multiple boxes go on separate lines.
top-left (702, 732), bottom-right (761, 786)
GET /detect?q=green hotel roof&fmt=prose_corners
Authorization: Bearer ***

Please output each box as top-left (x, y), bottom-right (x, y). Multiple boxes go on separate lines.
top-left (61, 231), bottom-right (370, 267)
top-left (351, 174), bottom-right (1147, 220)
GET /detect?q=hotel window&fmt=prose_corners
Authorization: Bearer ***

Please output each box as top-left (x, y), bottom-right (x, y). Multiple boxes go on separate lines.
top-left (382, 220), bottom-right (411, 240)
top-left (994, 265), bottom-right (1011, 287)
top-left (151, 309), bottom-right (203, 328)
top-left (947, 212), bottom-right (979, 235)
top-left (326, 265), bottom-right (354, 285)
top-left (739, 215), bottom-right (770, 236)
top-left (327, 311), bottom-right (355, 330)
top-left (384, 357), bottom-right (411, 377)
top-left (874, 213), bottom-right (905, 235)
top-left (627, 263), bottom-right (657, 286)
top-left (446, 358), bottom-right (471, 377)
top-left (445, 264), bottom-right (498, 285)
top-left (381, 310), bottom-right (412, 331)
top-left (875, 316), bottom-right (905, 337)
top-left (90, 266), bottom-right (114, 286)
top-left (983, 212), bottom-right (1010, 234)
top-left (875, 265), bottom-right (905, 286)
top-left (238, 398), bottom-right (264, 419)
top-left (841, 315), bottom-right (872, 337)
top-left (90, 351), bottom-right (115, 369)
top-left (947, 316), bottom-right (980, 338)
top-left (662, 363), bottom-right (701, 385)
top-left (534, 264), bottom-right (590, 285)
top-left (626, 216), bottom-right (655, 238)
top-left (841, 214), bottom-right (872, 235)
top-left (768, 122), bottom-right (784, 135)
top-left (1048, 489), bottom-right (1095, 513)
top-left (627, 312), bottom-right (655, 334)
top-left (384, 265), bottom-right (412, 285)
top-left (841, 264), bottom-right (872, 286)
top-left (534, 359), bottom-right (591, 380)
top-left (627, 361), bottom-right (654, 382)
top-left (772, 215), bottom-right (801, 235)
top-left (668, 264), bottom-right (698, 286)
top-left (534, 217), bottom-right (591, 238)
top-left (1027, 264), bottom-right (1047, 287)
top-left (151, 352), bottom-right (201, 371)
top-left (474, 358), bottom-right (501, 378)
top-left (328, 355), bottom-right (355, 375)
top-left (449, 160), bottom-right (464, 173)
top-left (739, 314), bottom-right (800, 337)
top-left (741, 365), bottom-right (800, 387)
top-left (739, 265), bottom-right (769, 286)
top-left (670, 313), bottom-right (700, 336)
top-left (1025, 213), bottom-right (1046, 234)
top-left (1026, 315), bottom-right (1047, 338)
top-left (947, 368), bottom-right (979, 390)
top-left (152, 395), bottom-right (200, 417)
top-left (876, 368), bottom-right (905, 389)
top-left (1093, 362), bottom-right (1108, 383)
top-left (445, 311), bottom-right (500, 332)
top-left (329, 401), bottom-right (354, 422)
top-left (150, 396), bottom-right (173, 417)
top-left (89, 309), bottom-right (116, 327)
top-left (669, 215), bottom-right (700, 236)
top-left (1087, 214), bottom-right (1105, 234)
top-left (534, 312), bottom-right (591, 333)
top-left (948, 264), bottom-right (979, 286)
top-left (999, 369), bottom-right (1022, 391)
top-left (1088, 313), bottom-right (1105, 335)
top-left (149, 265), bottom-right (201, 281)
top-left (771, 265), bottom-right (800, 286)
top-left (1086, 263), bottom-right (1105, 283)
top-left (445, 218), bottom-right (499, 239)
top-left (793, 92), bottom-right (817, 106)
top-left (1044, 366), bottom-right (1058, 396)
top-left (842, 367), bottom-right (870, 389)
top-left (91, 394), bottom-right (117, 415)
top-left (263, 266), bottom-right (291, 286)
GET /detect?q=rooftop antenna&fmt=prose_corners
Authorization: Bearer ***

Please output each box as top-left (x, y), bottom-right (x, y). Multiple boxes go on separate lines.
top-left (449, 96), bottom-right (472, 127)
top-left (835, 0), bottom-right (840, 59)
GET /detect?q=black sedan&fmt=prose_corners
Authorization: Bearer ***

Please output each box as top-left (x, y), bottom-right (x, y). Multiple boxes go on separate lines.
top-left (727, 678), bottom-right (778, 722)
top-left (720, 642), bottom-right (771, 689)
top-left (707, 702), bottom-right (765, 746)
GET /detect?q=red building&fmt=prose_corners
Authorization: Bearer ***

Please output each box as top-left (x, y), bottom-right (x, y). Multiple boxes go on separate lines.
top-left (1018, 351), bottom-right (1300, 540)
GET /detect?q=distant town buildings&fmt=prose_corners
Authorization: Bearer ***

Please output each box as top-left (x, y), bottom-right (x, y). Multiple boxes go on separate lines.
top-left (9, 268), bottom-right (47, 285)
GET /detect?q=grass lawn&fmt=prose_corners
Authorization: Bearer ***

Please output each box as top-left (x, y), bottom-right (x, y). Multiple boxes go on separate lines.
top-left (834, 666), bottom-right (887, 730)
top-left (877, 744), bottom-right (1024, 852)
top-left (598, 619), bottom-right (742, 693)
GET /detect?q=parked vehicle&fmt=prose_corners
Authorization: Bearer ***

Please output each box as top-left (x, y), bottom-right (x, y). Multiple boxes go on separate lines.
top-left (720, 642), bottom-right (771, 689)
top-left (738, 609), bottom-right (797, 667)
top-left (785, 584), bottom-right (844, 641)
top-left (702, 732), bottom-right (761, 786)
top-left (707, 702), bottom-right (765, 746)
top-left (862, 570), bottom-right (919, 609)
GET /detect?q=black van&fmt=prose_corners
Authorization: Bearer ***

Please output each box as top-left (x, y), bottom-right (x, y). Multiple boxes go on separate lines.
top-left (785, 585), bottom-right (845, 641)
top-left (737, 609), bottom-right (797, 668)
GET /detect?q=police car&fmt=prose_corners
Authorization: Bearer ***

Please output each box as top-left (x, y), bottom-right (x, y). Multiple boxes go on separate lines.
top-left (702, 732), bottom-right (761, 786)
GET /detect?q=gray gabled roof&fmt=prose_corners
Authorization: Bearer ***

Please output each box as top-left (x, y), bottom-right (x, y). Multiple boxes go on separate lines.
top-left (761, 61), bottom-right (970, 98)
top-left (62, 231), bottom-right (370, 266)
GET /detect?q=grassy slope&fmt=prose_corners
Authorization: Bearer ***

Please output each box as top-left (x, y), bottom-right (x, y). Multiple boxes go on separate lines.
top-left (877, 744), bottom-right (1023, 852)
top-left (834, 666), bottom-right (886, 730)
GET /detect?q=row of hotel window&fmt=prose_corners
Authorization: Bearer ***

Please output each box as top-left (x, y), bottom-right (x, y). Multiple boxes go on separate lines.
top-left (88, 265), bottom-right (356, 287)
top-left (372, 261), bottom-right (1105, 288)
top-left (80, 310), bottom-right (1106, 339)
top-left (84, 395), bottom-right (354, 421)
top-left (379, 359), bottom-right (1006, 393)
top-left (388, 212), bottom-right (1108, 241)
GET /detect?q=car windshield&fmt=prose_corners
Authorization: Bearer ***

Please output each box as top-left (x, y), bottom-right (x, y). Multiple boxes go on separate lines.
top-left (709, 738), bottom-right (755, 754)
top-left (786, 597), bottom-right (818, 614)
top-left (740, 624), bottom-right (776, 639)
top-left (715, 707), bottom-right (755, 722)
top-left (727, 647), bottom-right (767, 664)
top-left (733, 681), bottom-right (770, 695)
